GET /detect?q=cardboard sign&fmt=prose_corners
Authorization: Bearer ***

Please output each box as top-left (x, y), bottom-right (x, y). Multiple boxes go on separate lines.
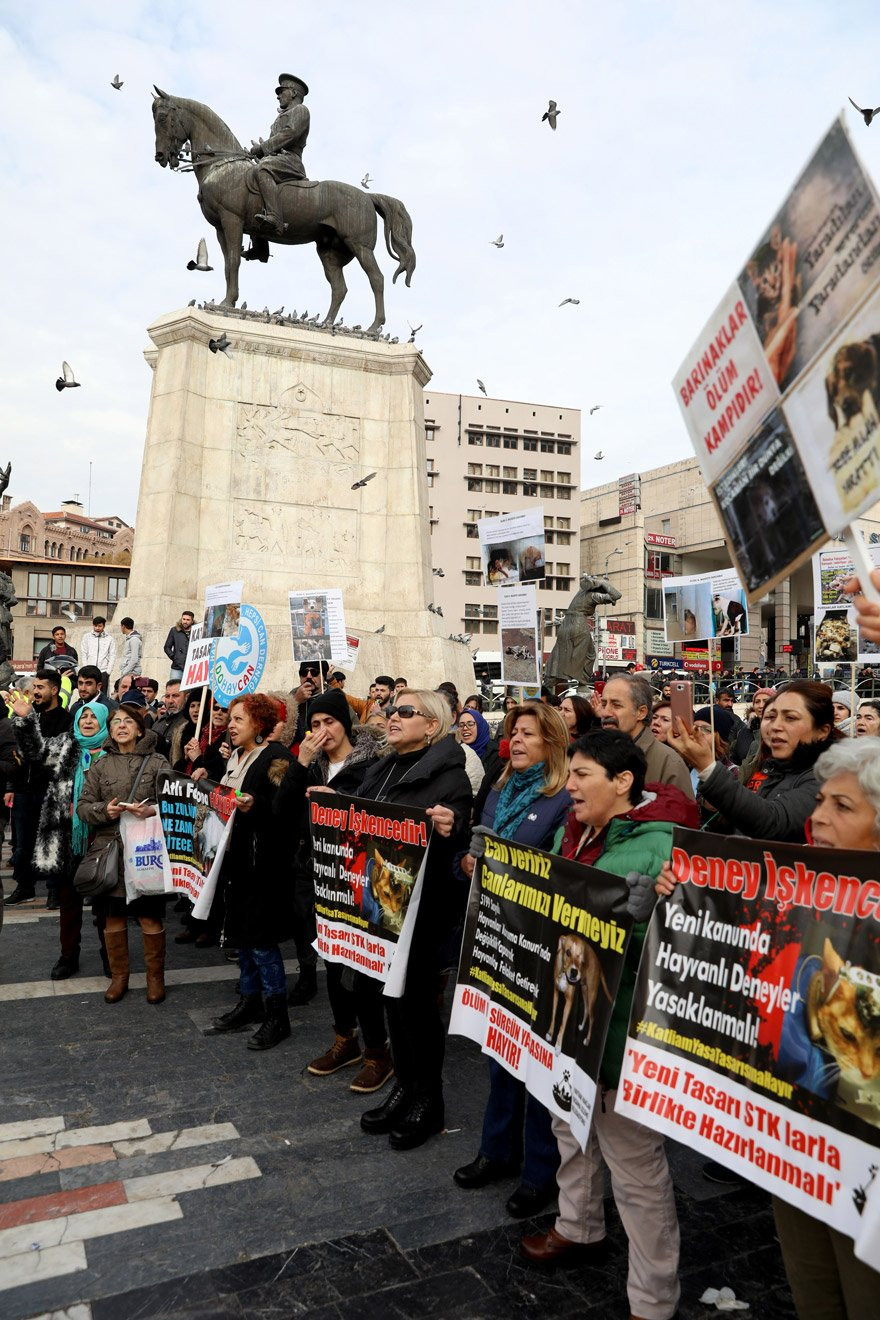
top-left (662, 567), bottom-right (749, 643)
top-left (288, 589), bottom-right (348, 664)
top-left (478, 508), bottom-right (546, 587)
top-left (179, 623), bottom-right (214, 692)
top-left (498, 583), bottom-right (541, 687)
top-left (157, 772), bottom-right (237, 920)
top-left (203, 580), bottom-right (243, 639)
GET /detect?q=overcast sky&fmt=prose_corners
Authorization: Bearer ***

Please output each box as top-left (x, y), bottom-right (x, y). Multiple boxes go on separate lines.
top-left (2, 0), bottom-right (880, 523)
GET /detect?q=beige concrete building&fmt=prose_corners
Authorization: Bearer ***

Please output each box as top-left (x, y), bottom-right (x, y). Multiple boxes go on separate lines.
top-left (423, 390), bottom-right (581, 674)
top-left (580, 457), bottom-right (880, 676)
top-left (0, 496), bottom-right (132, 665)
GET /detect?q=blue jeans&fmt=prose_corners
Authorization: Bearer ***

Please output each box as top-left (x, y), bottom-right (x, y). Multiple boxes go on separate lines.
top-left (238, 946), bottom-right (286, 999)
top-left (480, 1060), bottom-right (560, 1190)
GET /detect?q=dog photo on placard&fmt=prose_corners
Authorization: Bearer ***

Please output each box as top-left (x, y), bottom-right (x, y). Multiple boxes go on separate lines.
top-left (536, 931), bottom-right (613, 1079)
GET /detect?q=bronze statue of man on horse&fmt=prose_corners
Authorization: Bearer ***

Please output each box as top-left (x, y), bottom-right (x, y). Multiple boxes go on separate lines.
top-left (152, 75), bottom-right (415, 331)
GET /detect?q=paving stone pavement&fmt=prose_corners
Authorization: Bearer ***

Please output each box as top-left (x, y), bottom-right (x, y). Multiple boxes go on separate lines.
top-left (0, 876), bottom-right (797, 1319)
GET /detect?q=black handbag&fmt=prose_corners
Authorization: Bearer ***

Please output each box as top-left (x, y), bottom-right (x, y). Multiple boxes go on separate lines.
top-left (73, 757), bottom-right (151, 898)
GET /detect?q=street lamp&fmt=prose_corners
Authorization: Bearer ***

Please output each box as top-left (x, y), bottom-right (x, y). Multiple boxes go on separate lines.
top-left (604, 547), bottom-right (623, 574)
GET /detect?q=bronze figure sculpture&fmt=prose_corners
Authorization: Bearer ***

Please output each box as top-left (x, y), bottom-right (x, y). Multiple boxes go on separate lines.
top-left (0, 569), bottom-right (18, 682)
top-left (152, 80), bottom-right (416, 332)
top-left (544, 574), bottom-right (622, 688)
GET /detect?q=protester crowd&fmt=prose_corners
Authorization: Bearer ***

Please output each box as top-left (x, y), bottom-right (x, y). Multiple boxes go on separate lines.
top-left (3, 606), bottom-right (880, 1320)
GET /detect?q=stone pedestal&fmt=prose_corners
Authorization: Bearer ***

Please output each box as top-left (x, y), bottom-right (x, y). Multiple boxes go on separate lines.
top-left (123, 307), bottom-right (475, 695)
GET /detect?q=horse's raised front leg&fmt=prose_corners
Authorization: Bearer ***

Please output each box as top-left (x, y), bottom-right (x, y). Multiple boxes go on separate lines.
top-left (349, 242), bottom-right (385, 332)
top-left (216, 212), bottom-right (244, 307)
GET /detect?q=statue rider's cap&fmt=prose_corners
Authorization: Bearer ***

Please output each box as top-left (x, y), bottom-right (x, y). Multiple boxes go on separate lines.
top-left (276, 74), bottom-right (309, 98)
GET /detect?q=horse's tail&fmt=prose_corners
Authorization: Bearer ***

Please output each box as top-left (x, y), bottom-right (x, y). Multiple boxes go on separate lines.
top-left (371, 193), bottom-right (416, 286)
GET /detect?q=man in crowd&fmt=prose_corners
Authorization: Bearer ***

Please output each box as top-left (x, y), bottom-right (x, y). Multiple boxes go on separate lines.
top-left (373, 675), bottom-right (395, 708)
top-left (164, 610), bottom-right (195, 681)
top-left (717, 686), bottom-right (749, 765)
top-left (69, 666), bottom-right (118, 719)
top-left (118, 616), bottom-right (143, 678)
top-left (153, 679), bottom-right (188, 760)
top-left (140, 677), bottom-right (160, 713)
top-left (328, 670), bottom-right (369, 721)
top-left (37, 625), bottom-right (78, 674)
top-left (4, 670), bottom-right (72, 908)
top-left (599, 672), bottom-right (694, 797)
top-left (289, 661), bottom-right (330, 746)
top-left (394, 677), bottom-right (408, 697)
top-left (79, 616), bottom-right (116, 690)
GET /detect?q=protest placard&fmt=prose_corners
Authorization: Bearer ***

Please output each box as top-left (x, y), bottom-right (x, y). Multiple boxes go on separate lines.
top-left (203, 580), bottom-right (243, 639)
top-left (673, 115), bottom-right (880, 600)
top-left (210, 603), bottom-right (268, 706)
top-left (180, 623), bottom-right (214, 692)
top-left (288, 588), bottom-right (347, 664)
top-left (343, 633), bottom-right (360, 671)
top-left (662, 567), bottom-right (749, 644)
top-left (616, 828), bottom-right (880, 1261)
top-left (157, 771), bottom-right (237, 920)
top-left (812, 543), bottom-right (880, 665)
top-left (308, 793), bottom-right (433, 992)
top-left (498, 583), bottom-right (541, 687)
top-left (450, 833), bottom-right (633, 1150)
top-left (478, 508), bottom-right (545, 586)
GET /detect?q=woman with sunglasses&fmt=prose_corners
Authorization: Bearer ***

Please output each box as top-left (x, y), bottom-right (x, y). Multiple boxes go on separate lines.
top-left (356, 690), bottom-right (472, 1150)
top-left (76, 705), bottom-right (171, 1004)
top-left (453, 702), bottom-right (572, 1218)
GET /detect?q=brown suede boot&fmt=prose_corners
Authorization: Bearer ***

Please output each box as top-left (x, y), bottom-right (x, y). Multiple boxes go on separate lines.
top-left (104, 928), bottom-right (130, 1003)
top-left (350, 1045), bottom-right (394, 1094)
top-left (142, 930), bottom-right (166, 1004)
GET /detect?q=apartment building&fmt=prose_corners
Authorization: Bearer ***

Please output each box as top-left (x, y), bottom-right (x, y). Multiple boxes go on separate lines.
top-left (423, 391), bottom-right (581, 671)
top-left (580, 457), bottom-right (880, 673)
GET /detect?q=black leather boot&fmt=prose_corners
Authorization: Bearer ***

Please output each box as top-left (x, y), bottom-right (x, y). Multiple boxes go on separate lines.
top-left (287, 964), bottom-right (318, 1006)
top-left (211, 994), bottom-right (264, 1033)
top-left (247, 995), bottom-right (291, 1050)
top-left (360, 1081), bottom-right (412, 1135)
top-left (389, 1093), bottom-right (445, 1151)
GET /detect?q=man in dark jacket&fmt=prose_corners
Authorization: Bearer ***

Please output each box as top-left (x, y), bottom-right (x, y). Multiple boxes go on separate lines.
top-left (68, 667), bottom-right (118, 720)
top-left (164, 611), bottom-right (195, 680)
top-left (5, 670), bottom-right (72, 906)
top-left (37, 626), bottom-right (79, 674)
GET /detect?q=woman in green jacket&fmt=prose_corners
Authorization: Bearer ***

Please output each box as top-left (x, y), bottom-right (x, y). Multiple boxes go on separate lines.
top-left (521, 729), bottom-right (699, 1320)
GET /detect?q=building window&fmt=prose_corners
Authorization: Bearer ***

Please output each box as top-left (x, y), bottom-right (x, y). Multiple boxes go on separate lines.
top-left (464, 571), bottom-right (481, 586)
top-left (486, 434), bottom-right (500, 447)
top-left (558, 517), bottom-right (570, 528)
top-left (467, 479), bottom-right (483, 492)
top-left (503, 436), bottom-right (518, 449)
top-left (107, 577), bottom-right (127, 603)
top-left (557, 488), bottom-right (571, 500)
top-left (540, 485), bottom-right (553, 498)
top-left (524, 468), bottom-right (537, 480)
top-left (482, 620), bottom-right (498, 635)
top-left (557, 442), bottom-right (572, 455)
top-left (425, 426), bottom-right (435, 442)
top-left (556, 578), bottom-right (573, 593)
top-left (466, 556), bottom-right (481, 571)
top-left (556, 532), bottom-right (571, 545)
top-left (523, 439), bottom-right (538, 452)
top-left (74, 574), bottom-right (95, 603)
top-left (467, 464), bottom-right (483, 476)
top-left (503, 467), bottom-right (516, 478)
top-left (661, 518), bottom-right (671, 534)
top-left (540, 470), bottom-right (554, 482)
top-left (545, 530), bottom-right (555, 544)
top-left (467, 432), bottom-right (483, 446)
top-left (523, 483), bottom-right (537, 497)
top-left (557, 563), bottom-right (570, 575)
top-left (483, 605), bottom-right (498, 619)
top-left (484, 480), bottom-right (500, 493)
top-left (540, 440), bottom-right (555, 453)
top-left (51, 574), bottom-right (72, 599)
top-left (645, 586), bottom-right (663, 619)
top-left (466, 525), bottom-right (478, 538)
top-left (486, 464), bottom-right (500, 477)
top-left (502, 481), bottom-right (517, 494)
top-left (557, 472), bottom-right (570, 485)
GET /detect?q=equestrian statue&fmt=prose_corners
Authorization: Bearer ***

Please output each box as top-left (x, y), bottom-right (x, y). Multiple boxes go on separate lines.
top-left (544, 574), bottom-right (623, 689)
top-left (152, 75), bottom-right (416, 332)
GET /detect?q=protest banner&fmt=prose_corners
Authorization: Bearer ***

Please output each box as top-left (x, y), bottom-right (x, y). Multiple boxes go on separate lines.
top-left (450, 833), bottom-right (633, 1150)
top-left (662, 567), bottom-right (749, 643)
top-left (812, 543), bottom-right (880, 665)
top-left (616, 827), bottom-right (880, 1262)
top-left (498, 583), bottom-right (541, 687)
top-left (210, 603), bottom-right (268, 706)
top-left (180, 623), bottom-right (214, 692)
top-left (203, 580), bottom-right (243, 639)
top-left (288, 588), bottom-right (347, 664)
top-left (156, 771), bottom-right (237, 920)
top-left (308, 793), bottom-right (433, 993)
top-left (478, 508), bottom-right (546, 586)
top-left (672, 115), bottom-right (880, 600)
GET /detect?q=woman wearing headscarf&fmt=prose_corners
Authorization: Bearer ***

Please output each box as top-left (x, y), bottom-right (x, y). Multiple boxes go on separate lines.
top-left (453, 702), bottom-right (572, 1217)
top-left (9, 696), bottom-right (110, 980)
top-left (209, 693), bottom-right (294, 1050)
top-left (76, 705), bottom-right (171, 1003)
top-left (356, 689), bottom-right (473, 1150)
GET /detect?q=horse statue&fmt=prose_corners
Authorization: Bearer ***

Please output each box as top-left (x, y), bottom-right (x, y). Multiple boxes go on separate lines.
top-left (544, 574), bottom-right (623, 690)
top-left (152, 89), bottom-right (416, 332)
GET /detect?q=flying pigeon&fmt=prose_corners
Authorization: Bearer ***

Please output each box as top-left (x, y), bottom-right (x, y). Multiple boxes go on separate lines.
top-left (589, 404), bottom-right (602, 415)
top-left (187, 238), bottom-right (213, 272)
top-left (408, 322), bottom-right (422, 342)
top-left (432, 568), bottom-right (445, 577)
top-left (559, 297), bottom-right (580, 307)
top-left (351, 472), bottom-right (377, 490)
top-left (111, 74), bottom-right (124, 90)
top-left (593, 450), bottom-right (605, 460)
top-left (375, 625), bottom-right (385, 634)
top-left (849, 96), bottom-right (880, 126)
top-left (208, 333), bottom-right (232, 357)
top-left (361, 173), bottom-right (372, 189)
top-left (542, 100), bottom-right (561, 130)
top-left (491, 234), bottom-right (504, 248)
top-left (428, 603), bottom-right (444, 617)
top-left (55, 361), bottom-right (80, 392)
top-left (477, 379), bottom-right (487, 396)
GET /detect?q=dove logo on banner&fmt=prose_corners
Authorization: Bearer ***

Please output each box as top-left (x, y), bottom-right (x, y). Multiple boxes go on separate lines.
top-left (210, 604), bottom-right (268, 706)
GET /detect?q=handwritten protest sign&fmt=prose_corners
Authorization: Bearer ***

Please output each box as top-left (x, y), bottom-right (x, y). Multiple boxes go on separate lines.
top-left (479, 508), bottom-right (546, 586)
top-left (673, 115), bottom-right (880, 600)
top-left (157, 772), bottom-right (237, 920)
top-left (308, 794), bottom-right (432, 994)
top-left (180, 623), bottom-right (213, 692)
top-left (450, 834), bottom-right (633, 1151)
top-left (616, 828), bottom-right (880, 1261)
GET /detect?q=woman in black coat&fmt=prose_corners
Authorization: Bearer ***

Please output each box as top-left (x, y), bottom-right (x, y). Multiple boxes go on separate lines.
top-left (356, 688), bottom-right (473, 1151)
top-left (273, 689), bottom-right (387, 1090)
top-left (210, 693), bottom-right (293, 1051)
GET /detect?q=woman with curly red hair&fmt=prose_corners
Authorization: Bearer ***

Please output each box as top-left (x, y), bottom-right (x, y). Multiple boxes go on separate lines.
top-left (210, 693), bottom-right (294, 1050)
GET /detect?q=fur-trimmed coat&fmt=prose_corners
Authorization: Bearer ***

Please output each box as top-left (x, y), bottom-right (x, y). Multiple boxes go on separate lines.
top-left (12, 710), bottom-right (80, 875)
top-left (219, 742), bottom-right (295, 949)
